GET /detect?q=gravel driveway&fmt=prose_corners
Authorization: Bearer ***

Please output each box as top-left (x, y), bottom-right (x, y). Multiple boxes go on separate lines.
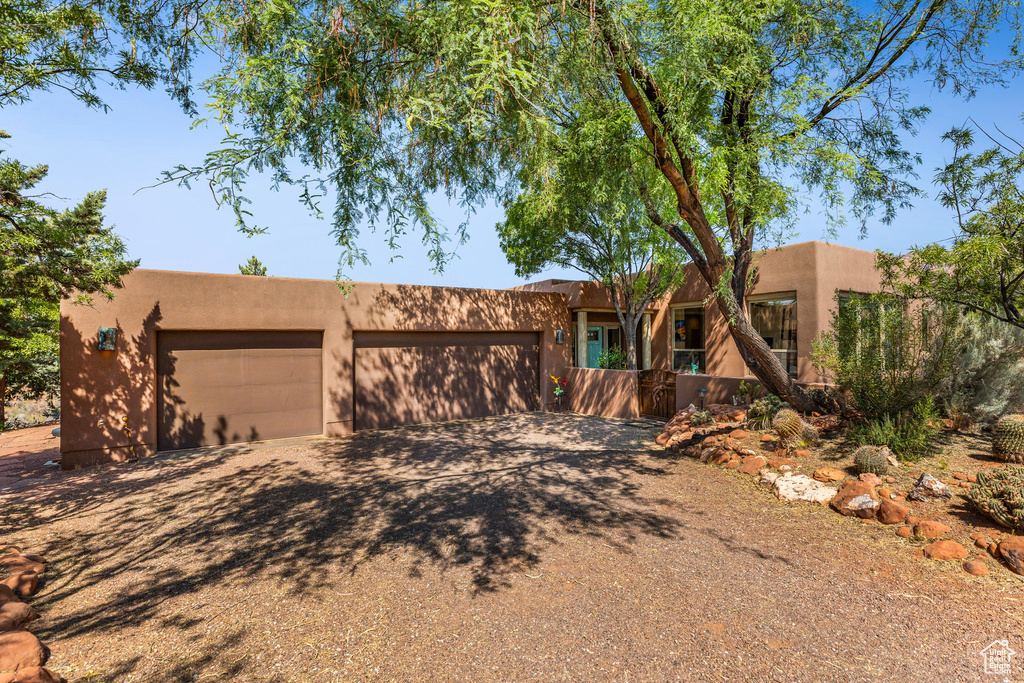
top-left (2, 413), bottom-right (1020, 682)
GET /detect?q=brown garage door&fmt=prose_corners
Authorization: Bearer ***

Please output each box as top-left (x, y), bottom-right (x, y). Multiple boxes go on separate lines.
top-left (157, 331), bottom-right (323, 450)
top-left (354, 331), bottom-right (540, 431)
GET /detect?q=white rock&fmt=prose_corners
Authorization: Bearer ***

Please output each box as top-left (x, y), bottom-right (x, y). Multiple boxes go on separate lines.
top-left (772, 473), bottom-right (838, 505)
top-left (846, 494), bottom-right (880, 512)
top-left (760, 471), bottom-right (781, 487)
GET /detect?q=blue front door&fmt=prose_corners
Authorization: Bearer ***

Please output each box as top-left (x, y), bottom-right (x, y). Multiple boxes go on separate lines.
top-left (586, 326), bottom-right (602, 368)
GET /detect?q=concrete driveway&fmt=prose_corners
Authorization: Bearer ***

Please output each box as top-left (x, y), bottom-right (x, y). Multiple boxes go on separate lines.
top-left (1, 413), bottom-right (1019, 682)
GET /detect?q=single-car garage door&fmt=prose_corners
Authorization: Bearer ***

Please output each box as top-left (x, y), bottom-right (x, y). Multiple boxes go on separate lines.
top-left (354, 331), bottom-right (540, 431)
top-left (157, 330), bottom-right (323, 450)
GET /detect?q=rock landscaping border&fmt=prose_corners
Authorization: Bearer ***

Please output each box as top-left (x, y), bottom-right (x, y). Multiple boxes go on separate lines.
top-left (0, 546), bottom-right (62, 683)
top-left (656, 404), bottom-right (1024, 581)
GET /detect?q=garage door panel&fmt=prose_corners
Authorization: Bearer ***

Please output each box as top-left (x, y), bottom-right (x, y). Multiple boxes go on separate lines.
top-left (354, 334), bottom-right (539, 431)
top-left (157, 331), bottom-right (323, 450)
top-left (167, 381), bottom-right (323, 416)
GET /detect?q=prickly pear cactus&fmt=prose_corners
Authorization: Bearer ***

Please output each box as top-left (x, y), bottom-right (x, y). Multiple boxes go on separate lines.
top-left (772, 408), bottom-right (803, 442)
top-left (993, 414), bottom-right (1024, 463)
top-left (968, 466), bottom-right (1024, 532)
top-left (853, 445), bottom-right (889, 475)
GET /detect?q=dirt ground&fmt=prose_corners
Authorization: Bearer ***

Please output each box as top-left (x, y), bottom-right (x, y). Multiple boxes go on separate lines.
top-left (2, 413), bottom-right (1023, 682)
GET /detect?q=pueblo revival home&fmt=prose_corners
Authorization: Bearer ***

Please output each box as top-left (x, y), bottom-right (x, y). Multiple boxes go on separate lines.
top-left (60, 240), bottom-right (881, 468)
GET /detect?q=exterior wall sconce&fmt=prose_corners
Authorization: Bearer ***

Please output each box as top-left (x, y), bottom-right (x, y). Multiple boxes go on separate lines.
top-left (698, 387), bottom-right (707, 410)
top-left (97, 327), bottom-right (117, 351)
top-left (555, 329), bottom-right (565, 344)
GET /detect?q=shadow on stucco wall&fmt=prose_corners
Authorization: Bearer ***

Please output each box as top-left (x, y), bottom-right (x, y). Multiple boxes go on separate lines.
top-left (60, 303), bottom-right (205, 466)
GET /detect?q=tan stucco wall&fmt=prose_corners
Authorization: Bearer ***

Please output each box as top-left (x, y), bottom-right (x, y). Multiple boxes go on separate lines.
top-left (650, 241), bottom-right (883, 382)
top-left (60, 270), bottom-right (571, 468)
top-left (566, 368), bottom-right (639, 419)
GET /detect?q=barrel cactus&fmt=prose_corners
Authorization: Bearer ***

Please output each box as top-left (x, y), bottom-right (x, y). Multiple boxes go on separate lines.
top-left (993, 414), bottom-right (1024, 463)
top-left (853, 445), bottom-right (889, 476)
top-left (798, 422), bottom-right (819, 448)
top-left (968, 466), bottom-right (1024, 532)
top-left (772, 408), bottom-right (804, 443)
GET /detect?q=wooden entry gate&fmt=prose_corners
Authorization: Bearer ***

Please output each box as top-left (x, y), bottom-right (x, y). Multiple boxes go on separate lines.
top-left (638, 369), bottom-right (677, 419)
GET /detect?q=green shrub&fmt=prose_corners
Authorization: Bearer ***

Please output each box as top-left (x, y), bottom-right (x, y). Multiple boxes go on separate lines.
top-left (747, 395), bottom-right (787, 430)
top-left (690, 409), bottom-right (715, 427)
top-left (596, 346), bottom-right (627, 370)
top-left (850, 398), bottom-right (939, 462)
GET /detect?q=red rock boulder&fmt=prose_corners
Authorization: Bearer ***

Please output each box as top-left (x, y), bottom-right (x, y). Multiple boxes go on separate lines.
top-left (830, 481), bottom-right (880, 519)
top-left (0, 574), bottom-right (38, 599)
top-left (0, 630), bottom-right (46, 672)
top-left (0, 666), bottom-right (63, 683)
top-left (0, 602), bottom-right (38, 632)
top-left (923, 540), bottom-right (968, 560)
top-left (0, 556), bottom-right (44, 576)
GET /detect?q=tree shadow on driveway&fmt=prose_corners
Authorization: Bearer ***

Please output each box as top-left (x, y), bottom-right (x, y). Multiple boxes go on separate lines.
top-left (4, 413), bottom-right (682, 645)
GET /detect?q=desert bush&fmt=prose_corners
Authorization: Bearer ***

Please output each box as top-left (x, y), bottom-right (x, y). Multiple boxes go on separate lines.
top-left (850, 397), bottom-right (939, 462)
top-left (939, 314), bottom-right (1024, 425)
top-left (811, 292), bottom-right (958, 420)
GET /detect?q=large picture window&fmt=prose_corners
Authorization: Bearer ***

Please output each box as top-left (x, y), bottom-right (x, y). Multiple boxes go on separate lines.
top-left (672, 305), bottom-right (705, 373)
top-left (749, 295), bottom-right (797, 378)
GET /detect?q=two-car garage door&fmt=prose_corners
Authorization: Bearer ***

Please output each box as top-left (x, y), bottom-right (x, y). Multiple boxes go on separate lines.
top-left (156, 329), bottom-right (541, 450)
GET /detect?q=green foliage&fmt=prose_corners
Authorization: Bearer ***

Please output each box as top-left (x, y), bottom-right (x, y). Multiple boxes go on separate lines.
top-left (968, 466), bottom-right (1024, 532)
top-left (595, 346), bottom-right (627, 371)
top-left (772, 408), bottom-right (804, 443)
top-left (151, 0), bottom-right (1021, 290)
top-left (993, 414), bottom-right (1024, 463)
top-left (853, 445), bottom-right (889, 476)
top-left (689, 410), bottom-right (715, 427)
top-left (0, 298), bottom-right (58, 430)
top-left (239, 256), bottom-right (269, 276)
top-left (850, 398), bottom-right (940, 462)
top-left (811, 292), bottom-right (958, 420)
top-left (878, 120), bottom-right (1024, 330)
top-left (0, 136), bottom-right (136, 427)
top-left (129, 0), bottom-right (1022, 408)
top-left (747, 395), bottom-right (787, 430)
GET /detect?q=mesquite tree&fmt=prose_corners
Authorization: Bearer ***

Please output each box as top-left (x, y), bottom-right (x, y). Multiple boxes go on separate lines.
top-left (147, 0), bottom-right (1021, 410)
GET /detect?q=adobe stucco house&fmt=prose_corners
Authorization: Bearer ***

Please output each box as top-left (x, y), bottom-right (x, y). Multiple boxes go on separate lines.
top-left (59, 240), bottom-right (881, 468)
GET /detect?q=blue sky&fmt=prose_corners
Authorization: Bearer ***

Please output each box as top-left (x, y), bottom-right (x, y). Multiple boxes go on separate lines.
top-left (3, 65), bottom-right (1022, 289)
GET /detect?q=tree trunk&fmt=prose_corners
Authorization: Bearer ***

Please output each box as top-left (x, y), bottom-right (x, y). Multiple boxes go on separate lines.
top-left (714, 293), bottom-right (818, 413)
top-left (621, 312), bottom-right (639, 371)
